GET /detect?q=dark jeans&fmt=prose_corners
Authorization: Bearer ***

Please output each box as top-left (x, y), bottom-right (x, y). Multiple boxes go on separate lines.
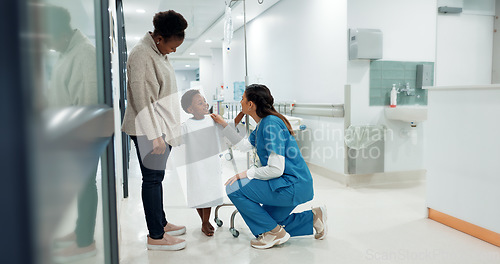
top-left (130, 135), bottom-right (172, 239)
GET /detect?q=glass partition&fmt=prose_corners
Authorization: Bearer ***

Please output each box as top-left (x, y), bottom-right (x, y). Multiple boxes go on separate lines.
top-left (23, 0), bottom-right (117, 263)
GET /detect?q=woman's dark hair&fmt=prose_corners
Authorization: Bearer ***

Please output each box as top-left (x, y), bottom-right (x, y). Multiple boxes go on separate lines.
top-left (153, 10), bottom-right (188, 40)
top-left (181, 89), bottom-right (200, 113)
top-left (245, 84), bottom-right (295, 136)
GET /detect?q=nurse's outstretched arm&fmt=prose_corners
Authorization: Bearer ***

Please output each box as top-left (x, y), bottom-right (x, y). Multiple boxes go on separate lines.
top-left (234, 111), bottom-right (245, 125)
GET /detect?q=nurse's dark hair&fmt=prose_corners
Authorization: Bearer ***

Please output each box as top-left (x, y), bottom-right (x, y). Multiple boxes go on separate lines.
top-left (181, 89), bottom-right (200, 113)
top-left (245, 84), bottom-right (295, 136)
top-left (153, 10), bottom-right (188, 40)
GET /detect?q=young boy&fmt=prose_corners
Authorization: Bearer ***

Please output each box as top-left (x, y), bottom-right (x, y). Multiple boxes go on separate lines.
top-left (179, 89), bottom-right (243, 236)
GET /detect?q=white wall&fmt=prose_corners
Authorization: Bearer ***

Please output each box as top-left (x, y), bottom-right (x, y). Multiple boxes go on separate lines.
top-left (175, 70), bottom-right (197, 92)
top-left (199, 56), bottom-right (213, 102)
top-left (223, 0), bottom-right (495, 175)
top-left (435, 16), bottom-right (494, 85)
top-left (199, 49), bottom-right (223, 108)
top-left (210, 48), bottom-right (223, 104)
top-left (425, 86), bottom-right (500, 233)
top-left (223, 0), bottom-right (348, 173)
top-left (347, 0), bottom-right (437, 172)
top-left (224, 0), bottom-right (347, 103)
top-left (294, 115), bottom-right (345, 174)
top-left (492, 0), bottom-right (500, 83)
top-left (223, 28), bottom-right (246, 101)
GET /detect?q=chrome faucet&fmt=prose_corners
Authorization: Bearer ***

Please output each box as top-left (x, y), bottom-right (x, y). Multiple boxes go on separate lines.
top-left (399, 82), bottom-right (415, 96)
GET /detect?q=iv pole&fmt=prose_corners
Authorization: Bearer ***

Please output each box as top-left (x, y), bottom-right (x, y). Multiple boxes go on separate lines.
top-left (242, 0), bottom-right (251, 168)
top-left (227, 0), bottom-right (264, 168)
top-left (228, 0), bottom-right (252, 167)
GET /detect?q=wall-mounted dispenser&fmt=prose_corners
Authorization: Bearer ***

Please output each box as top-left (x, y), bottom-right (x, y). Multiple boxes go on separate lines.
top-left (416, 64), bottom-right (432, 88)
top-left (437, 6), bottom-right (463, 14)
top-left (349, 28), bottom-right (383, 60)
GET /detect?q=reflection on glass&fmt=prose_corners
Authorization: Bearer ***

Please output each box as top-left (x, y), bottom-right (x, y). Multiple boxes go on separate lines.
top-left (37, 2), bottom-right (104, 263)
top-left (44, 6), bottom-right (97, 107)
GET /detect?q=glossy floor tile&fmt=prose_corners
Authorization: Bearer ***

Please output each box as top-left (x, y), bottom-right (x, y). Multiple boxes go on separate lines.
top-left (119, 145), bottom-right (500, 264)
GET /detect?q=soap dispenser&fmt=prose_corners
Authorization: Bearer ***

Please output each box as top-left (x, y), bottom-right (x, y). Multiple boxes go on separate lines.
top-left (390, 84), bottom-right (397, 108)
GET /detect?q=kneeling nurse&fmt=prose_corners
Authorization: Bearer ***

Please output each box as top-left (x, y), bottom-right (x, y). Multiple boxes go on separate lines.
top-left (211, 84), bottom-right (327, 249)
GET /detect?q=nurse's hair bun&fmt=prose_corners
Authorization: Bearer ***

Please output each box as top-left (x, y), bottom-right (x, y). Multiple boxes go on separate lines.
top-left (245, 84), bottom-right (295, 136)
top-left (153, 10), bottom-right (188, 40)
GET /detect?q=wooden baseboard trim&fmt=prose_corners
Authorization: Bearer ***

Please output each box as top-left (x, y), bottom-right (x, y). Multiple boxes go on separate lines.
top-left (428, 208), bottom-right (500, 247)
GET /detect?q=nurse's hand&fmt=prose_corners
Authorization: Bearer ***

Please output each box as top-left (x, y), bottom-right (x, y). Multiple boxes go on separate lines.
top-left (225, 171), bottom-right (248, 185)
top-left (152, 136), bottom-right (166, 155)
top-left (210, 114), bottom-right (228, 127)
top-left (234, 111), bottom-right (245, 125)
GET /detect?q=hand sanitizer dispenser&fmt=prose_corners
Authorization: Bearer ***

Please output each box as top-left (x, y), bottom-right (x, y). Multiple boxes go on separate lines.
top-left (349, 28), bottom-right (383, 60)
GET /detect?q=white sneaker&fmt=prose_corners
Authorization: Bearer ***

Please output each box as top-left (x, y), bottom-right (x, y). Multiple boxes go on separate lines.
top-left (52, 242), bottom-right (96, 263)
top-left (53, 232), bottom-right (76, 249)
top-left (250, 226), bottom-right (290, 249)
top-left (164, 222), bottom-right (186, 236)
top-left (312, 206), bottom-right (328, 239)
top-left (147, 233), bottom-right (186, 251)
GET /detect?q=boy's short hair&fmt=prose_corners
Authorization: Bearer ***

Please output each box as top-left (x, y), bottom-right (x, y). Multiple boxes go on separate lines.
top-left (181, 89), bottom-right (201, 113)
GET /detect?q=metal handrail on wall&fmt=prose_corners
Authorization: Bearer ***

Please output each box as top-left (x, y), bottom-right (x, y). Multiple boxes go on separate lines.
top-left (274, 102), bottom-right (295, 115)
top-left (291, 103), bottom-right (344, 118)
top-left (220, 102), bottom-right (242, 119)
top-left (221, 102), bottom-right (345, 118)
top-left (221, 101), bottom-right (296, 118)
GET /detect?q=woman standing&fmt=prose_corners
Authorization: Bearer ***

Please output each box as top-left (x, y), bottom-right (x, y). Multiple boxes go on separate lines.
top-left (211, 84), bottom-right (328, 249)
top-left (121, 10), bottom-right (187, 251)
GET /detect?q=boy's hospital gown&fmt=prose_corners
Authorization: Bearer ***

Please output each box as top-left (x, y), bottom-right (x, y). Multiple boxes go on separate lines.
top-left (180, 116), bottom-right (226, 208)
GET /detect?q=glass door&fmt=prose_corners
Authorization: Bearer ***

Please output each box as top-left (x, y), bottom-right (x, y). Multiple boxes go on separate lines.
top-left (116, 0), bottom-right (131, 199)
top-left (10, 0), bottom-right (119, 263)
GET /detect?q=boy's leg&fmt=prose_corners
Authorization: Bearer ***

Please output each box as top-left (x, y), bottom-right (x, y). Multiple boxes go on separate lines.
top-left (196, 208), bottom-right (203, 220)
top-left (203, 208), bottom-right (214, 231)
top-left (199, 207), bottom-right (214, 236)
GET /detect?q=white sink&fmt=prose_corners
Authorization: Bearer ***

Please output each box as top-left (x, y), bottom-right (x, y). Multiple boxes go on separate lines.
top-left (384, 106), bottom-right (428, 123)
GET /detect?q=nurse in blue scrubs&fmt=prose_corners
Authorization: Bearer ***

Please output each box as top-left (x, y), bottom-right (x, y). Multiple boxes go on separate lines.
top-left (211, 84), bottom-right (328, 249)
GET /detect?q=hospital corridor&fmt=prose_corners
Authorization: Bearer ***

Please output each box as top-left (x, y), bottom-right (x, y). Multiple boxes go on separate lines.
top-left (117, 144), bottom-right (499, 264)
top-left (2, 0), bottom-right (500, 264)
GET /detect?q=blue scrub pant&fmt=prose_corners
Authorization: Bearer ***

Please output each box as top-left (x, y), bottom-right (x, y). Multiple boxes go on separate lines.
top-left (226, 178), bottom-right (314, 237)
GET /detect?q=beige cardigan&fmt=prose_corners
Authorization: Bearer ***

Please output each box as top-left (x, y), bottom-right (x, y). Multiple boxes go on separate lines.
top-left (121, 32), bottom-right (181, 145)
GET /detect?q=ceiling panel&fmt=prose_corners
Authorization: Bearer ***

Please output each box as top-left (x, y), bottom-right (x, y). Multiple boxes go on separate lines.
top-left (122, 0), bottom-right (281, 70)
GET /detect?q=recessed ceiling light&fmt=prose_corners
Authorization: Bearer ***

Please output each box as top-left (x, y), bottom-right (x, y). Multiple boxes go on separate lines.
top-left (136, 9), bottom-right (146, 13)
top-left (134, 37), bottom-right (140, 40)
top-left (236, 15), bottom-right (244, 19)
top-left (185, 65), bottom-right (191, 67)
top-left (205, 39), bottom-right (212, 43)
top-left (189, 52), bottom-right (196, 56)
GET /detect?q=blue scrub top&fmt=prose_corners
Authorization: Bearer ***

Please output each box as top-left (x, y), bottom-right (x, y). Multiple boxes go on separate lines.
top-left (249, 115), bottom-right (314, 206)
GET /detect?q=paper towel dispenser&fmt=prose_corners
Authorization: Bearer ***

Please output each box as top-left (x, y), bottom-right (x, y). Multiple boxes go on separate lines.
top-left (349, 28), bottom-right (383, 60)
